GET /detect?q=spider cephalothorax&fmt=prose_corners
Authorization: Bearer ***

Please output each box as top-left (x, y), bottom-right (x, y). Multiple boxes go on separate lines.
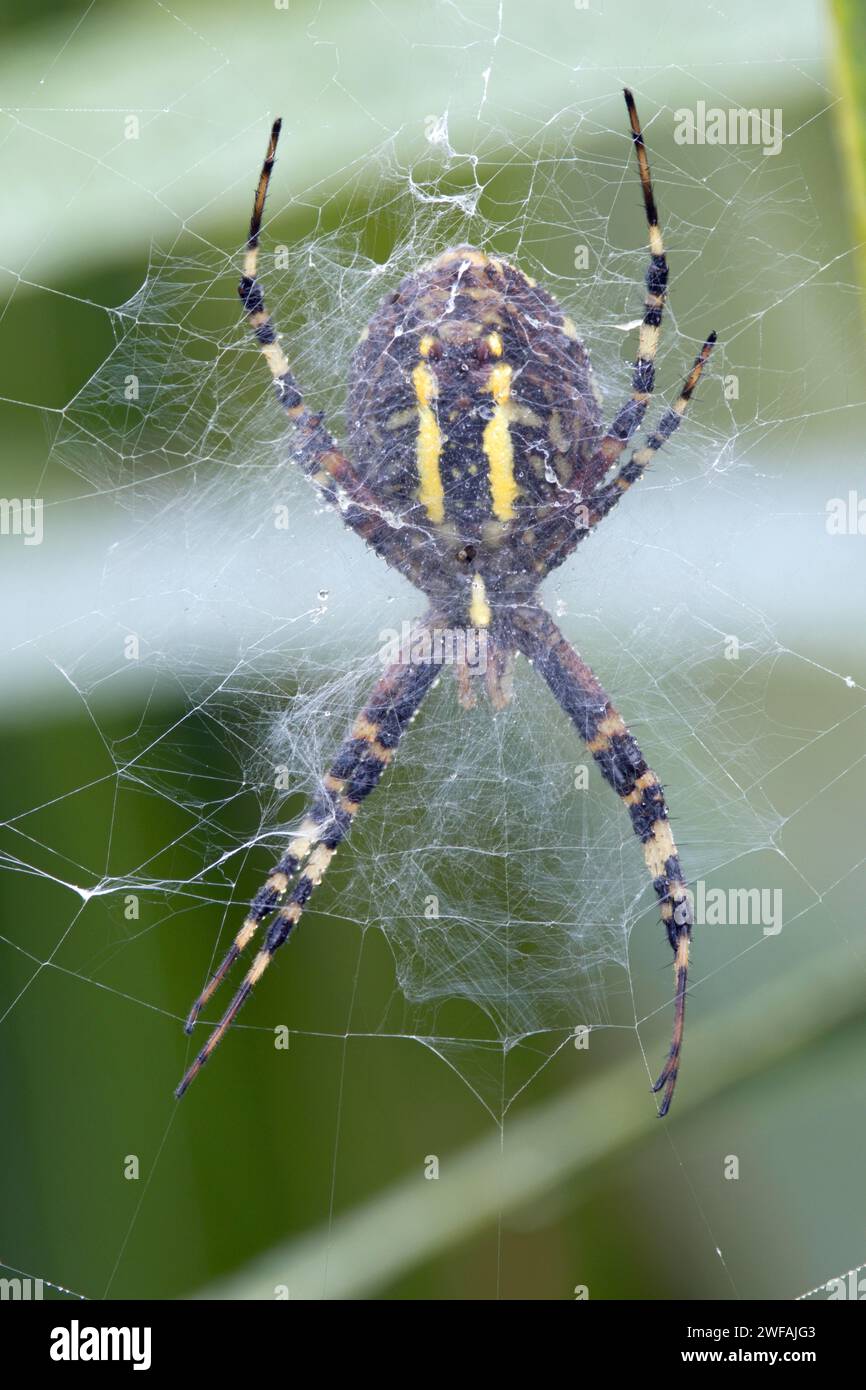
top-left (176, 92), bottom-right (715, 1116)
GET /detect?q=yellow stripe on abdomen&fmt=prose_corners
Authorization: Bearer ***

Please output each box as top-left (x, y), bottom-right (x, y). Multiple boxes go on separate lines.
top-left (412, 361), bottom-right (445, 525)
top-left (469, 573), bottom-right (491, 628)
top-left (483, 362), bottom-right (519, 522)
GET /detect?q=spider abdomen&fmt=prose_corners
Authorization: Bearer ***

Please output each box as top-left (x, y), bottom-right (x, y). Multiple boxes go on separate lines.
top-left (348, 246), bottom-right (602, 593)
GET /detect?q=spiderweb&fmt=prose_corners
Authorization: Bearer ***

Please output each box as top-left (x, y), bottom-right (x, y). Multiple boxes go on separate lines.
top-left (2, 0), bottom-right (865, 1302)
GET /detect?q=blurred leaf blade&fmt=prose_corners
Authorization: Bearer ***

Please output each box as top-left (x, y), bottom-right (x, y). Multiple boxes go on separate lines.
top-left (1, 0), bottom-right (826, 281)
top-left (197, 947), bottom-right (866, 1300)
top-left (829, 0), bottom-right (866, 309)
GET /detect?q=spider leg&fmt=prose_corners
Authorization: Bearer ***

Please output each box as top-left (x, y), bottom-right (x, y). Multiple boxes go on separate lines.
top-left (238, 121), bottom-right (429, 587)
top-left (512, 604), bottom-right (692, 1116)
top-left (175, 620), bottom-right (441, 1097)
top-left (183, 644), bottom-right (420, 1032)
top-left (534, 332), bottom-right (715, 580)
top-left (579, 333), bottom-right (716, 533)
top-left (182, 818), bottom-right (323, 1032)
top-left (580, 89), bottom-right (671, 492)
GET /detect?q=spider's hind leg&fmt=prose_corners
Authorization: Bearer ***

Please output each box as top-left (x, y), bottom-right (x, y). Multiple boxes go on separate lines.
top-left (182, 816), bottom-right (321, 1033)
top-left (513, 604), bottom-right (692, 1117)
top-left (176, 618), bottom-right (442, 1097)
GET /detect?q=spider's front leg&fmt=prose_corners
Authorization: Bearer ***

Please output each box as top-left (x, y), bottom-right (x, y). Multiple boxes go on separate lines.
top-left (239, 119), bottom-right (429, 588)
top-left (175, 617), bottom-right (442, 1097)
top-left (512, 604), bottom-right (691, 1116)
top-left (578, 89), bottom-right (671, 496)
top-left (533, 332), bottom-right (716, 581)
top-left (532, 88), bottom-right (716, 580)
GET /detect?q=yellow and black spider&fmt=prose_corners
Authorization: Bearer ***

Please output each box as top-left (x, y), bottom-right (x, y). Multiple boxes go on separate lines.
top-left (176, 90), bottom-right (715, 1115)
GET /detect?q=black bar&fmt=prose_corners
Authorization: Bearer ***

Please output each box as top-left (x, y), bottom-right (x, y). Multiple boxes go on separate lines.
top-left (2, 1296), bottom-right (860, 1373)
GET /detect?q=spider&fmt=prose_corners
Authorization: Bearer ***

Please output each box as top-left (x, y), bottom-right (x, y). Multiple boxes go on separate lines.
top-left (175, 90), bottom-right (715, 1115)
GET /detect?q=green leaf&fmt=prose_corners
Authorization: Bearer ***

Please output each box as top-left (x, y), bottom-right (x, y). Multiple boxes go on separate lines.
top-left (829, 0), bottom-right (866, 312)
top-left (196, 946), bottom-right (866, 1300)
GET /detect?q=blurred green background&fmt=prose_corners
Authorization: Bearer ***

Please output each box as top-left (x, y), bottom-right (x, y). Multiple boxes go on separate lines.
top-left (2, 0), bottom-right (866, 1301)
